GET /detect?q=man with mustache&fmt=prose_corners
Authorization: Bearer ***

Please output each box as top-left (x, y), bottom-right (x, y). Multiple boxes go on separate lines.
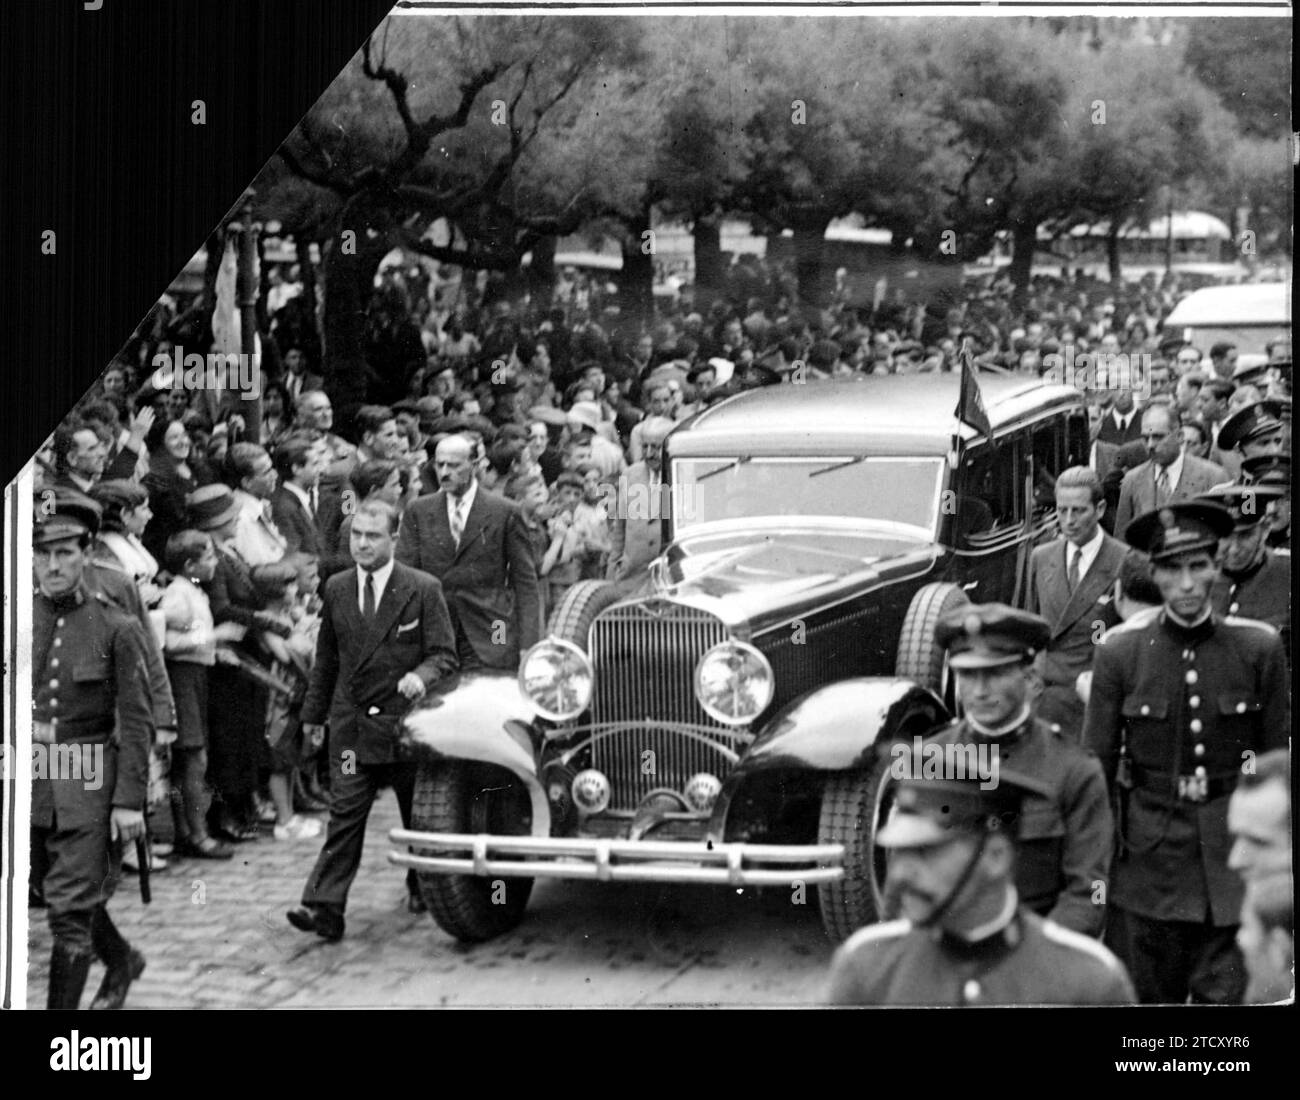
top-left (826, 768), bottom-right (1134, 1005)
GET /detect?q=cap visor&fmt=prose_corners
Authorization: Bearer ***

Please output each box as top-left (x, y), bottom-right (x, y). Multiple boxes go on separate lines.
top-left (877, 812), bottom-right (950, 849)
top-left (946, 651), bottom-right (1027, 670)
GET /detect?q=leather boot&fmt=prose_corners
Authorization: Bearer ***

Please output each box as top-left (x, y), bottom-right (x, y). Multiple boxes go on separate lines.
top-left (89, 907), bottom-right (146, 1010)
top-left (47, 944), bottom-right (93, 1010)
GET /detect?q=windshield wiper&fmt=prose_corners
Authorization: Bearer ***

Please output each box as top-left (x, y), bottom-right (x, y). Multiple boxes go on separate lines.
top-left (808, 455), bottom-right (867, 478)
top-left (697, 455), bottom-right (752, 482)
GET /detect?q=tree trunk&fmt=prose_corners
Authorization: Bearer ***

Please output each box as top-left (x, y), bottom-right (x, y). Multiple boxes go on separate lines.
top-left (693, 213), bottom-right (724, 313)
top-left (296, 236), bottom-right (318, 323)
top-left (320, 210), bottom-right (386, 418)
top-left (791, 217), bottom-right (833, 309)
top-left (526, 235), bottom-right (556, 308)
top-left (1106, 222), bottom-right (1123, 287)
top-left (1008, 220), bottom-right (1037, 311)
top-left (619, 203), bottom-right (655, 330)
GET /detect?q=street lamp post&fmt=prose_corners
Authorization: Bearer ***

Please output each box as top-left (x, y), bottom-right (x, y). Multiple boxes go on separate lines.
top-left (235, 192), bottom-right (262, 441)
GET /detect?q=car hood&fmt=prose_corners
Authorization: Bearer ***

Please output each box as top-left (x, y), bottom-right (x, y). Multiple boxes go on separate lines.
top-left (642, 524), bottom-right (939, 635)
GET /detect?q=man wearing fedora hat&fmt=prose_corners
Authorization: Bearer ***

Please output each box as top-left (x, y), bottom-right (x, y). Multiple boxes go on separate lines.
top-left (1084, 501), bottom-right (1290, 1003)
top-left (31, 494), bottom-right (154, 1009)
top-left (826, 767), bottom-right (1135, 1005)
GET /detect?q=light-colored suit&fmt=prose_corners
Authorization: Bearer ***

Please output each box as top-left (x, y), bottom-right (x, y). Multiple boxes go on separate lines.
top-left (608, 462), bottom-right (669, 581)
top-left (1026, 533), bottom-right (1135, 740)
top-left (1113, 455), bottom-right (1227, 541)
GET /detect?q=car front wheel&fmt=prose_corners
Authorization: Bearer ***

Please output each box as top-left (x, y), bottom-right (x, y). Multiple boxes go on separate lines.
top-left (816, 761), bottom-right (897, 943)
top-left (411, 761), bottom-right (535, 943)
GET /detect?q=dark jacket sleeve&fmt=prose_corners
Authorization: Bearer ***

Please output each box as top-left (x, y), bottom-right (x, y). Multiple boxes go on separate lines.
top-left (504, 502), bottom-right (543, 653)
top-left (301, 581), bottom-right (340, 725)
top-left (1082, 634), bottom-right (1127, 790)
top-left (412, 577), bottom-right (459, 690)
top-left (394, 501), bottom-right (423, 570)
top-left (111, 617), bottom-right (154, 810)
top-left (1256, 631), bottom-right (1291, 750)
top-left (1047, 753), bottom-right (1114, 937)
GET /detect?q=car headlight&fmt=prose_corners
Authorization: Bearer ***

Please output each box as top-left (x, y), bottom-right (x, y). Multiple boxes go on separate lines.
top-left (694, 640), bottom-right (773, 726)
top-left (519, 637), bottom-right (594, 722)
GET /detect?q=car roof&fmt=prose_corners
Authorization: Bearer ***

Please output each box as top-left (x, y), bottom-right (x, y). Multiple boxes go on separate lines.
top-left (669, 375), bottom-right (1084, 458)
top-left (1164, 283), bottom-right (1291, 329)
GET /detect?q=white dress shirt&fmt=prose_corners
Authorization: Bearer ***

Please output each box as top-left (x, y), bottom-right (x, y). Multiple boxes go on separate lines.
top-left (1065, 525), bottom-right (1105, 585)
top-left (356, 556), bottom-right (395, 614)
top-left (232, 488), bottom-right (287, 566)
top-left (446, 479), bottom-right (478, 537)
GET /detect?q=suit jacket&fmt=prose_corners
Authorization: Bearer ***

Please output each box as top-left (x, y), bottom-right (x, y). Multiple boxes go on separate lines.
top-left (608, 462), bottom-right (668, 580)
top-left (395, 485), bottom-right (543, 668)
top-left (1113, 454), bottom-right (1227, 541)
top-left (270, 484), bottom-right (351, 577)
top-left (1027, 534), bottom-right (1131, 688)
top-left (1095, 410), bottom-right (1142, 447)
top-left (301, 560), bottom-right (458, 765)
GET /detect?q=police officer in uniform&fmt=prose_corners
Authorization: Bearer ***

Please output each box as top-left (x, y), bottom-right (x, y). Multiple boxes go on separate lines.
top-left (32, 495), bottom-right (153, 1009)
top-left (1212, 400), bottom-right (1287, 487)
top-left (826, 768), bottom-right (1135, 1006)
top-left (1240, 453), bottom-right (1291, 551)
top-left (1198, 482), bottom-right (1290, 664)
top-left (1083, 501), bottom-right (1290, 1003)
top-left (924, 604), bottom-right (1114, 936)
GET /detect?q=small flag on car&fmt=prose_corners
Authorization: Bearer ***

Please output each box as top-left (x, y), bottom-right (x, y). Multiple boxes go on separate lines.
top-left (955, 349), bottom-right (992, 439)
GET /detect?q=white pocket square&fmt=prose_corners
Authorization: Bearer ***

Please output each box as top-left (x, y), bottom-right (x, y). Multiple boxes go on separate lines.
top-left (395, 619), bottom-right (419, 635)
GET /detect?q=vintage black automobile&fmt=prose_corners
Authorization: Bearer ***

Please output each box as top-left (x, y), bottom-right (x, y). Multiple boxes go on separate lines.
top-left (391, 375), bottom-right (1089, 943)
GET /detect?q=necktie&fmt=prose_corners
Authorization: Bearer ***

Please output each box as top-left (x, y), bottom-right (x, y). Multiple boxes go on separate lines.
top-left (363, 571), bottom-right (376, 620)
top-left (1155, 468), bottom-right (1170, 506)
top-left (1067, 545), bottom-right (1081, 593)
top-left (450, 495), bottom-right (466, 546)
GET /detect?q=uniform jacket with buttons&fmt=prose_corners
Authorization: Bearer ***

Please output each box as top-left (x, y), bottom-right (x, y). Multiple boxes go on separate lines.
top-left (301, 560), bottom-right (458, 766)
top-left (925, 717), bottom-right (1113, 936)
top-left (1210, 551), bottom-right (1290, 666)
top-left (1083, 611), bottom-right (1289, 925)
top-left (826, 907), bottom-right (1136, 1006)
top-left (31, 583), bottom-right (153, 825)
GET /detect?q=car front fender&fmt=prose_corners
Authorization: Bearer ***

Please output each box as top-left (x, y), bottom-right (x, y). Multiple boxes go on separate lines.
top-left (738, 678), bottom-right (949, 777)
top-left (401, 670), bottom-right (551, 837)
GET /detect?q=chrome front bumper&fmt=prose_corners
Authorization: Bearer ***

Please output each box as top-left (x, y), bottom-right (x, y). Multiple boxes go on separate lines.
top-left (389, 830), bottom-right (845, 886)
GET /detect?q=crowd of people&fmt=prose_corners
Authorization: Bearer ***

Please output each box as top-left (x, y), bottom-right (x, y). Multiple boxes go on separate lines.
top-left (29, 249), bottom-right (1292, 1008)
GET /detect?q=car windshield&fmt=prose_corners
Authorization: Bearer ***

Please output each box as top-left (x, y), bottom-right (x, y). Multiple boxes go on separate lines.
top-left (671, 456), bottom-right (945, 536)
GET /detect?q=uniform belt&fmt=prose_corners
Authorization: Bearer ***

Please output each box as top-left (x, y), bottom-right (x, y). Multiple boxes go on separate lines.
top-left (1132, 765), bottom-right (1236, 803)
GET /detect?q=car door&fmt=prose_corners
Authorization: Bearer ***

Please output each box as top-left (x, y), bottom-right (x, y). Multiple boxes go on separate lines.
top-left (941, 435), bottom-right (1024, 605)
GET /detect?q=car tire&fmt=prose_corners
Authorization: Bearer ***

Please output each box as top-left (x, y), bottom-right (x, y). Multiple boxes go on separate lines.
top-left (547, 579), bottom-right (624, 646)
top-left (411, 761), bottom-right (535, 944)
top-left (895, 581), bottom-right (970, 706)
top-left (816, 761), bottom-right (896, 943)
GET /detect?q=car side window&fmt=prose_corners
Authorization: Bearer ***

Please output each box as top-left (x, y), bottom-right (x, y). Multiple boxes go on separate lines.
top-left (1030, 420), bottom-right (1066, 519)
top-left (955, 443), bottom-right (1017, 540)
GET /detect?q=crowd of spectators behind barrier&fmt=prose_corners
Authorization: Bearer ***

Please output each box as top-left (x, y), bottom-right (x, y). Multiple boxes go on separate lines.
top-left (30, 252), bottom-right (1291, 874)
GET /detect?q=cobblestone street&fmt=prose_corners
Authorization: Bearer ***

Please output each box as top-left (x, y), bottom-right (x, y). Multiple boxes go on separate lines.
top-left (28, 793), bottom-right (834, 1008)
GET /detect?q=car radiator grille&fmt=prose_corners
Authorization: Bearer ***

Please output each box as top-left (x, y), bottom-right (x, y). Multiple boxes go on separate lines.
top-left (588, 601), bottom-right (733, 811)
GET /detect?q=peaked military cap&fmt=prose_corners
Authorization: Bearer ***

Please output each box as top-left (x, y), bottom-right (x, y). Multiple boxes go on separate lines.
top-left (1197, 483), bottom-right (1285, 530)
top-left (1216, 400), bottom-right (1286, 453)
top-left (1240, 452), bottom-right (1291, 490)
top-left (1125, 501), bottom-right (1234, 563)
top-left (935, 602), bottom-right (1050, 669)
top-left (33, 490), bottom-right (102, 546)
top-left (877, 766), bottom-right (1053, 849)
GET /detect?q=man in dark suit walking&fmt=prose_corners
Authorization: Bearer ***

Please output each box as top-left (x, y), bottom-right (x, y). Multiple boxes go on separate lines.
top-left (1114, 403), bottom-right (1226, 540)
top-left (1027, 466), bottom-right (1137, 741)
top-left (396, 433), bottom-right (543, 670)
top-left (1094, 388), bottom-right (1142, 447)
top-left (287, 499), bottom-right (458, 940)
